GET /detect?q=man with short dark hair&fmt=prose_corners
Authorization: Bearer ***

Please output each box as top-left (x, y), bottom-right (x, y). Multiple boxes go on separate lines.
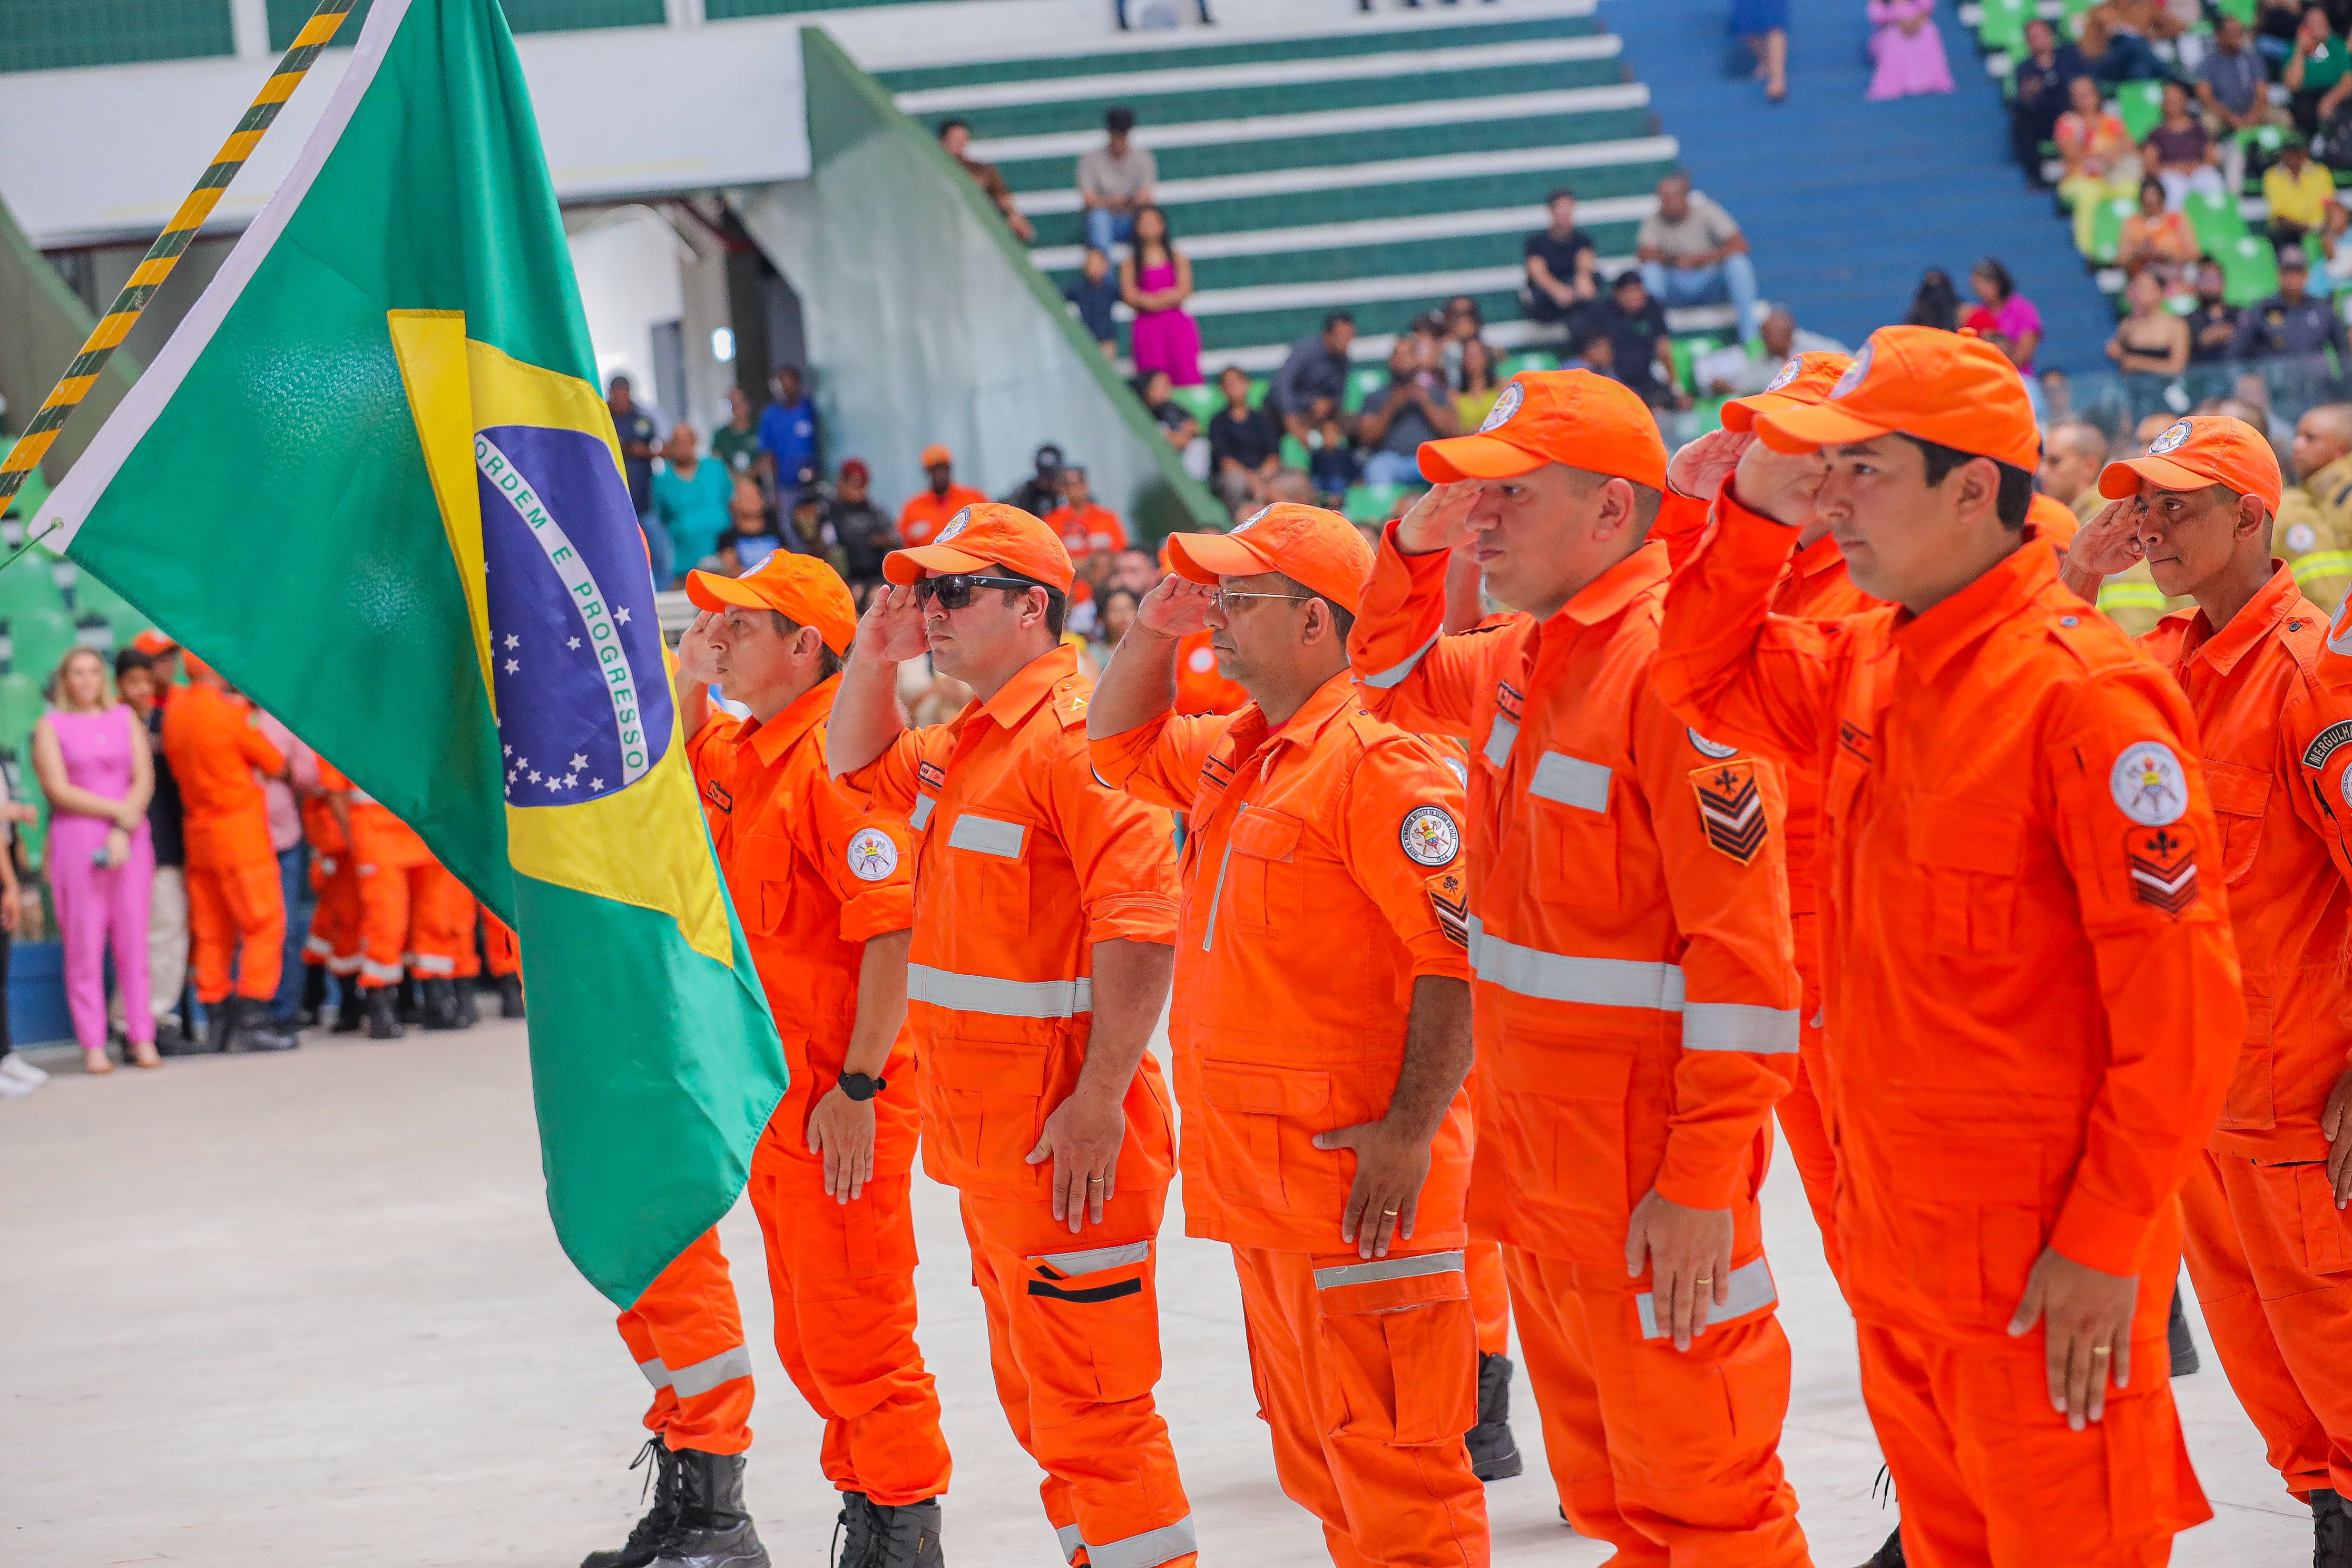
top-left (2012, 19), bottom-right (2087, 183)
top-left (1272, 313), bottom-right (1358, 494)
top-left (2185, 262), bottom-right (2240, 366)
top-left (1600, 271), bottom-right (1686, 413)
top-left (822, 459), bottom-right (897, 590)
top-left (938, 119), bottom-right (1033, 242)
top-left (1523, 188), bottom-right (1599, 326)
top-left (609, 374), bottom-right (665, 586)
top-left (1207, 365), bottom-right (1283, 515)
top-left (758, 366), bottom-right (820, 505)
top-left (2234, 246), bottom-right (2346, 407)
top-left (1355, 338), bottom-right (1459, 486)
top-left (1079, 106), bottom-right (1157, 256)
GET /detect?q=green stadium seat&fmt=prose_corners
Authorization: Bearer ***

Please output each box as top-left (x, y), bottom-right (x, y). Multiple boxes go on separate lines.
top-left (1498, 352), bottom-right (1560, 379)
top-left (1977, 0), bottom-right (2031, 53)
top-left (2214, 0), bottom-right (2256, 20)
top-left (2114, 81), bottom-right (2166, 145)
top-left (2085, 196), bottom-right (2137, 264)
top-left (1167, 383), bottom-right (1221, 426)
top-left (2182, 189), bottom-right (2247, 253)
top-left (1246, 377), bottom-right (1271, 409)
top-left (1342, 484), bottom-right (1419, 524)
top-left (2216, 233), bottom-right (2282, 306)
top-left (1279, 434), bottom-right (1312, 471)
top-left (1691, 397), bottom-right (1729, 435)
top-left (1341, 366), bottom-right (1388, 414)
top-left (9, 607), bottom-right (77, 687)
top-left (0, 559), bottom-right (65, 622)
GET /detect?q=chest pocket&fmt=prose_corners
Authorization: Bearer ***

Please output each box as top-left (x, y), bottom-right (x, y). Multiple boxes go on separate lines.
top-left (733, 833), bottom-right (798, 937)
top-left (1907, 797), bottom-right (2024, 955)
top-left (945, 809), bottom-right (1033, 929)
top-left (1224, 808), bottom-right (1305, 932)
top-left (1525, 750), bottom-right (1619, 906)
top-left (2203, 760), bottom-right (2272, 887)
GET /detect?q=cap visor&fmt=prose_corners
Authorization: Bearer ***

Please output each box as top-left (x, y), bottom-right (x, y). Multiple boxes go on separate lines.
top-left (1418, 433), bottom-right (1547, 483)
top-left (883, 544), bottom-right (994, 585)
top-left (1165, 531), bottom-right (1278, 585)
top-left (1720, 390), bottom-right (1810, 434)
top-left (684, 570), bottom-right (767, 613)
top-left (2098, 455), bottom-right (2210, 499)
top-left (1753, 402), bottom-right (1893, 455)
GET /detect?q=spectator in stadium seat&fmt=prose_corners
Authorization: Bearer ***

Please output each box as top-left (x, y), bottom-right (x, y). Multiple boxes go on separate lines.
top-left (819, 459), bottom-right (896, 591)
top-left (2285, 8), bottom-right (2352, 139)
top-left (2109, 271), bottom-right (2192, 420)
top-left (756, 366), bottom-right (819, 503)
top-left (607, 375), bottom-right (667, 589)
top-left (1121, 205), bottom-right (1201, 387)
top-left (2230, 244), bottom-right (2347, 404)
top-left (2263, 138), bottom-right (2341, 247)
top-left (714, 476), bottom-right (783, 575)
top-left (896, 443), bottom-right (988, 549)
top-left (1598, 269), bottom-right (1688, 413)
top-left (1635, 173), bottom-right (1760, 343)
top-left (1438, 295), bottom-right (1484, 385)
top-left (710, 384), bottom-right (761, 481)
top-left (2143, 81), bottom-right (2227, 207)
top-left (2184, 261), bottom-right (2242, 364)
top-left (2011, 20), bottom-right (2087, 184)
top-left (1522, 189), bottom-right (1600, 327)
top-left (1064, 247), bottom-right (1122, 360)
top-left (1354, 337), bottom-right (1459, 486)
top-left (1561, 321), bottom-right (1617, 380)
top-left (1962, 257), bottom-right (2044, 375)
top-left (2198, 15), bottom-right (2280, 194)
top-left (1454, 338), bottom-right (1505, 431)
top-left (653, 423), bottom-right (734, 581)
top-left (2118, 175), bottom-right (2203, 289)
top-left (1270, 312), bottom-right (1357, 492)
top-left (1044, 465), bottom-right (1129, 563)
top-left (1137, 369), bottom-right (1200, 456)
top-left (1079, 107), bottom-right (1158, 258)
top-left (936, 118), bottom-right (1034, 243)
top-left (1694, 306), bottom-right (1846, 397)
top-left (1207, 365), bottom-right (1282, 513)
top-left (1003, 443), bottom-right (1067, 518)
top-left (2078, 0), bottom-right (2181, 84)
top-left (1867, 0), bottom-right (1954, 101)
top-left (2056, 75), bottom-right (2144, 252)
top-left (1904, 267), bottom-right (1963, 330)
top-left (2038, 419), bottom-right (2113, 524)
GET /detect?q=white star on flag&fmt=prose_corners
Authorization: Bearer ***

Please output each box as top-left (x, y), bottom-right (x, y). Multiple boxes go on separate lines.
top-left (615, 606), bottom-right (632, 625)
top-left (528, 770), bottom-right (542, 783)
top-left (545, 776), bottom-right (562, 792)
top-left (504, 659), bottom-right (519, 674)
top-left (503, 743), bottom-right (513, 757)
top-left (567, 636), bottom-right (581, 650)
top-left (570, 753), bottom-right (587, 771)
top-left (590, 777), bottom-right (605, 790)
top-left (504, 633), bottom-right (519, 650)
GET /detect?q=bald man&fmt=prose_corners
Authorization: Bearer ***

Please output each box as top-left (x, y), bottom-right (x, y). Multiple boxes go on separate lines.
top-left (2280, 404), bottom-right (2352, 618)
top-left (2037, 421), bottom-right (2111, 524)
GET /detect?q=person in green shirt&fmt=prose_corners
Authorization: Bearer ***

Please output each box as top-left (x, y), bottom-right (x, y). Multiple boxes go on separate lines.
top-left (2287, 7), bottom-right (2352, 139)
top-left (652, 424), bottom-right (736, 583)
top-left (708, 385), bottom-right (762, 483)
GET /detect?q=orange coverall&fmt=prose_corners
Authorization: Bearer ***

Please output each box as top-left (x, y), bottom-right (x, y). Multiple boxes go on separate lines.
top-left (1655, 488), bottom-right (2244, 1566)
top-left (301, 787), bottom-right (361, 982)
top-left (162, 682), bottom-right (287, 1004)
top-left (1349, 531), bottom-right (1808, 1567)
top-left (481, 906), bottom-right (518, 978)
top-left (316, 759), bottom-right (434, 991)
top-left (845, 642), bottom-right (1195, 1568)
top-left (2135, 566), bottom-right (2352, 1504)
top-left (676, 673), bottom-right (949, 1503)
top-left (1092, 670), bottom-right (1487, 1568)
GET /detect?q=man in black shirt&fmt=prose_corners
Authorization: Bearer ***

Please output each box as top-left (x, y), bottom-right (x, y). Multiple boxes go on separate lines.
top-left (1207, 365), bottom-right (1282, 513)
top-left (2011, 20), bottom-right (2086, 184)
top-left (2183, 261), bottom-right (2240, 365)
top-left (1003, 443), bottom-right (1067, 516)
top-left (607, 375), bottom-right (665, 585)
top-left (819, 458), bottom-right (897, 589)
top-left (1270, 312), bottom-right (1357, 498)
top-left (1522, 188), bottom-right (1600, 325)
top-left (1599, 270), bottom-right (1688, 412)
top-left (2231, 245), bottom-right (2348, 405)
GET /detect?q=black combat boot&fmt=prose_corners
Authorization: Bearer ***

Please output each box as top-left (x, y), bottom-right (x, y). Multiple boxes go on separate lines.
top-left (861, 1498), bottom-right (943, 1567)
top-left (226, 996), bottom-right (300, 1053)
top-left (202, 999), bottom-right (232, 1053)
top-left (2315, 1487), bottom-right (2352, 1568)
top-left (584, 1438), bottom-right (680, 1568)
top-left (332, 983), bottom-right (364, 1035)
top-left (396, 975), bottom-right (423, 1023)
top-left (365, 986), bottom-right (404, 1040)
top-left (1465, 1351), bottom-right (1523, 1481)
top-left (298, 962), bottom-right (328, 1025)
top-left (421, 979), bottom-right (463, 1030)
top-left (454, 977), bottom-right (479, 1027)
top-left (1859, 1524), bottom-right (1906, 1566)
top-left (2169, 1285), bottom-right (2199, 1377)
top-left (649, 1448), bottom-right (768, 1568)
top-left (498, 973), bottom-right (526, 1018)
top-left (829, 1493), bottom-right (871, 1568)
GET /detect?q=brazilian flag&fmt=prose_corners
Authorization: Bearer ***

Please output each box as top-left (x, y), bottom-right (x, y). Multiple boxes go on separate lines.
top-left (35, 0), bottom-right (786, 1307)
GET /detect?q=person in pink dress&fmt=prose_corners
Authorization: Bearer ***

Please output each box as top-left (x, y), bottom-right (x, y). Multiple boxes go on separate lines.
top-left (1120, 204), bottom-right (1202, 386)
top-left (1868, 0), bottom-right (1955, 100)
top-left (32, 646), bottom-right (156, 1073)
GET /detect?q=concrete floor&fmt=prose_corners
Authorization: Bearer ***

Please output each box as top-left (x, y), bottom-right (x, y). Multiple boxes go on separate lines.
top-left (1, 1021), bottom-right (2319, 1567)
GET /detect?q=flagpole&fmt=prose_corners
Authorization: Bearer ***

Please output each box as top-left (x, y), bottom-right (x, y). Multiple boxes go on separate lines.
top-left (0, 0), bottom-right (357, 537)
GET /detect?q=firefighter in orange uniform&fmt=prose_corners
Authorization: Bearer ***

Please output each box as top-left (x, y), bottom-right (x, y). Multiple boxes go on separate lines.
top-left (1089, 504), bottom-right (1487, 1566)
top-left (1654, 326), bottom-right (2243, 1565)
top-left (407, 853), bottom-right (475, 1031)
top-left (481, 905), bottom-right (523, 1017)
top-left (316, 757), bottom-right (431, 1040)
top-left (299, 772), bottom-right (366, 1034)
top-left (161, 653), bottom-right (297, 1053)
top-left (2057, 416), bottom-right (2352, 1564)
top-left (828, 504), bottom-right (1197, 1568)
top-left (1347, 372), bottom-right (1809, 1565)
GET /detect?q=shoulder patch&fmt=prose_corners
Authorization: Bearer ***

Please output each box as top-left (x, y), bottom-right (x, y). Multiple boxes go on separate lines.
top-left (2110, 741), bottom-right (2189, 827)
top-left (2288, 522), bottom-right (2321, 556)
top-left (2304, 720), bottom-right (2352, 772)
top-left (2126, 825), bottom-right (2200, 917)
top-left (1691, 760), bottom-right (1769, 864)
top-left (1054, 682), bottom-right (1091, 726)
top-left (1687, 728), bottom-right (1739, 760)
top-left (1400, 805), bottom-right (1462, 867)
top-left (845, 828), bottom-right (899, 882)
top-left (1424, 868), bottom-right (1470, 948)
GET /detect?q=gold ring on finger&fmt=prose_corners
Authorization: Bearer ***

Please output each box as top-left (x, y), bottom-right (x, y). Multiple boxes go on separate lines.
top-left (2091, 1345), bottom-right (2112, 1358)
top-left (1381, 1207), bottom-right (1400, 1217)
top-left (1694, 1276), bottom-right (1713, 1285)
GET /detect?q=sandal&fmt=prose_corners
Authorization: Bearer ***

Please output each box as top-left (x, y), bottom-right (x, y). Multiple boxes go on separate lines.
top-left (83, 1048), bottom-right (115, 1075)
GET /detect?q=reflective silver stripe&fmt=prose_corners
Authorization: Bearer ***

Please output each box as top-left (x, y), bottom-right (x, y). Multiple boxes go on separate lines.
top-left (1361, 630), bottom-right (1439, 690)
top-left (1201, 839), bottom-right (1235, 953)
top-left (1529, 751), bottom-right (1610, 811)
top-left (1635, 1256), bottom-right (1777, 1340)
top-left (359, 957), bottom-right (404, 984)
top-left (668, 1346), bottom-right (753, 1398)
top-left (948, 813), bottom-right (1025, 857)
top-left (1056, 1523), bottom-right (1084, 1563)
top-left (1037, 1240), bottom-right (1151, 1275)
top-left (1683, 1001), bottom-right (1800, 1054)
top-left (1484, 714), bottom-right (1520, 768)
top-left (1312, 1249), bottom-right (1466, 1290)
top-left (910, 794), bottom-right (937, 832)
top-left (636, 1356), bottom-right (669, 1389)
top-left (410, 953), bottom-right (456, 977)
top-left (1086, 1516), bottom-right (1199, 1568)
top-left (907, 964), bottom-right (1093, 1018)
top-left (1466, 917), bottom-right (1684, 1011)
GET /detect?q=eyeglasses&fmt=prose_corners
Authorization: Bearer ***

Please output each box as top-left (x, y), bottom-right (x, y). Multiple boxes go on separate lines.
top-left (1209, 589), bottom-right (1314, 614)
top-left (913, 574), bottom-right (1041, 610)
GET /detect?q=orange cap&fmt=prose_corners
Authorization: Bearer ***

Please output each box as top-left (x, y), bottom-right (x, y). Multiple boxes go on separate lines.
top-left (1418, 370), bottom-right (1668, 492)
top-left (132, 629), bottom-right (178, 656)
top-left (1753, 326), bottom-right (2040, 473)
top-left (1165, 503), bottom-right (1374, 614)
top-left (919, 444), bottom-right (953, 468)
top-left (2027, 492), bottom-right (2081, 550)
top-left (180, 650), bottom-right (216, 682)
top-left (883, 502), bottom-right (1074, 592)
top-left (685, 551), bottom-right (859, 655)
top-left (1721, 351), bottom-right (1854, 433)
top-left (2095, 415), bottom-right (2284, 517)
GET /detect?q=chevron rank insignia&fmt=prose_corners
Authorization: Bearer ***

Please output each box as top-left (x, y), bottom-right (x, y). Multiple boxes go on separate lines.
top-left (2127, 826), bottom-right (2200, 917)
top-left (1691, 760), bottom-right (1768, 864)
top-left (1424, 868), bottom-right (1470, 948)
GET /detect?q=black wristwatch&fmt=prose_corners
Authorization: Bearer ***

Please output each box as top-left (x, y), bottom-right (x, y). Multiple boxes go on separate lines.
top-left (837, 1073), bottom-right (887, 1102)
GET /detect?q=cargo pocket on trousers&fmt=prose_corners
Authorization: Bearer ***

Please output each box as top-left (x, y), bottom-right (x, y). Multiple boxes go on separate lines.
top-left (1316, 1257), bottom-right (1475, 1446)
top-left (2293, 1164), bottom-right (2352, 1275)
top-left (1023, 1238), bottom-right (1162, 1404)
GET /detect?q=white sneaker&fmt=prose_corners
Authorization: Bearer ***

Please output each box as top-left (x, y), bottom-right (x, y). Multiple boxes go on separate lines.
top-left (0, 1070), bottom-right (34, 1098)
top-left (0, 1053), bottom-right (48, 1087)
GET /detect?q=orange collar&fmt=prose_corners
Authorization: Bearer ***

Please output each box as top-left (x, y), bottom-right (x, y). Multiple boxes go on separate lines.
top-left (1230, 669), bottom-right (1359, 761)
top-left (1789, 531), bottom-right (1847, 584)
top-left (2176, 561), bottom-right (2299, 677)
top-left (741, 673), bottom-right (840, 768)
top-left (1890, 540), bottom-right (2055, 684)
top-left (1550, 538), bottom-right (1670, 632)
top-left (973, 641), bottom-right (1080, 733)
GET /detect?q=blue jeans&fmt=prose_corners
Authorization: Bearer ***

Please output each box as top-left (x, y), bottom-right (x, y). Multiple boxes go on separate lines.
top-left (269, 844), bottom-right (307, 1025)
top-left (638, 508), bottom-right (674, 589)
top-left (1359, 450), bottom-right (1424, 487)
top-left (1639, 253), bottom-right (1761, 342)
top-left (1085, 208), bottom-right (1136, 256)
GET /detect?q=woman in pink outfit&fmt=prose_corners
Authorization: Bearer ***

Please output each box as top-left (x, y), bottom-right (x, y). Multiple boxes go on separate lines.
top-left (1868, 0), bottom-right (1955, 100)
top-left (1120, 204), bottom-right (1202, 386)
top-left (33, 648), bottom-right (155, 1073)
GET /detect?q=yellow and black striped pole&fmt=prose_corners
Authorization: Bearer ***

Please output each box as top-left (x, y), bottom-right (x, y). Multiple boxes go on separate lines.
top-left (0, 0), bottom-right (355, 531)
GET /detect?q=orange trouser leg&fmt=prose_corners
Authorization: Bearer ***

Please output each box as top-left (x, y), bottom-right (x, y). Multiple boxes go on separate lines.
top-left (1778, 916), bottom-right (1845, 1288)
top-left (1466, 1241), bottom-right (1511, 1358)
top-left (960, 1188), bottom-right (1194, 1568)
top-left (614, 1228), bottom-right (754, 1456)
top-left (1502, 1247), bottom-right (1807, 1568)
top-left (405, 863), bottom-right (463, 978)
top-left (483, 909), bottom-right (520, 977)
top-left (748, 1140), bottom-right (950, 1504)
top-left (2179, 1150), bottom-right (2334, 1498)
top-left (193, 857), bottom-right (283, 1002)
top-left (185, 865), bottom-right (237, 1005)
top-left (355, 856), bottom-right (411, 990)
top-left (309, 858), bottom-right (362, 976)
top-left (1232, 1246), bottom-right (1488, 1568)
top-left (1857, 1319), bottom-right (2208, 1567)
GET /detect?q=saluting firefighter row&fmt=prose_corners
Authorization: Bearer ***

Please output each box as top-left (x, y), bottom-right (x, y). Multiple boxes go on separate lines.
top-left (580, 334), bottom-right (2352, 1568)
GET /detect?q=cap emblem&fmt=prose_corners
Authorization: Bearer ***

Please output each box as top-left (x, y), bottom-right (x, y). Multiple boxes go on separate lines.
top-left (1233, 505), bottom-right (1271, 534)
top-left (1766, 359), bottom-right (1802, 393)
top-left (2149, 420), bottom-right (2192, 456)
top-left (1831, 342), bottom-right (1873, 398)
top-left (1478, 381), bottom-right (1525, 434)
top-left (938, 507), bottom-right (972, 543)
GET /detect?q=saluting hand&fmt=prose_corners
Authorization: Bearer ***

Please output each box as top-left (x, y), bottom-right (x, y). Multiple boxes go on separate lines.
top-left (1394, 480), bottom-right (1483, 556)
top-left (2067, 497), bottom-right (2148, 580)
top-left (2322, 1068), bottom-right (2352, 1209)
top-left (674, 611), bottom-right (724, 687)
top-left (1030, 1087), bottom-right (1125, 1234)
top-left (1316, 1116), bottom-right (1432, 1260)
top-left (1135, 574), bottom-right (1215, 639)
top-left (1667, 427), bottom-right (1751, 502)
top-left (858, 583), bottom-right (933, 663)
top-left (1731, 436), bottom-right (1828, 530)
top-left (2008, 1246), bottom-right (2138, 1430)
top-left (1624, 1188), bottom-right (1734, 1353)
top-left (805, 1085), bottom-right (876, 1204)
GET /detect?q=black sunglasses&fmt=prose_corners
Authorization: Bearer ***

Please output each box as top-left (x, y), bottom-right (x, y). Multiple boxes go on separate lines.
top-left (913, 573), bottom-right (1042, 610)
